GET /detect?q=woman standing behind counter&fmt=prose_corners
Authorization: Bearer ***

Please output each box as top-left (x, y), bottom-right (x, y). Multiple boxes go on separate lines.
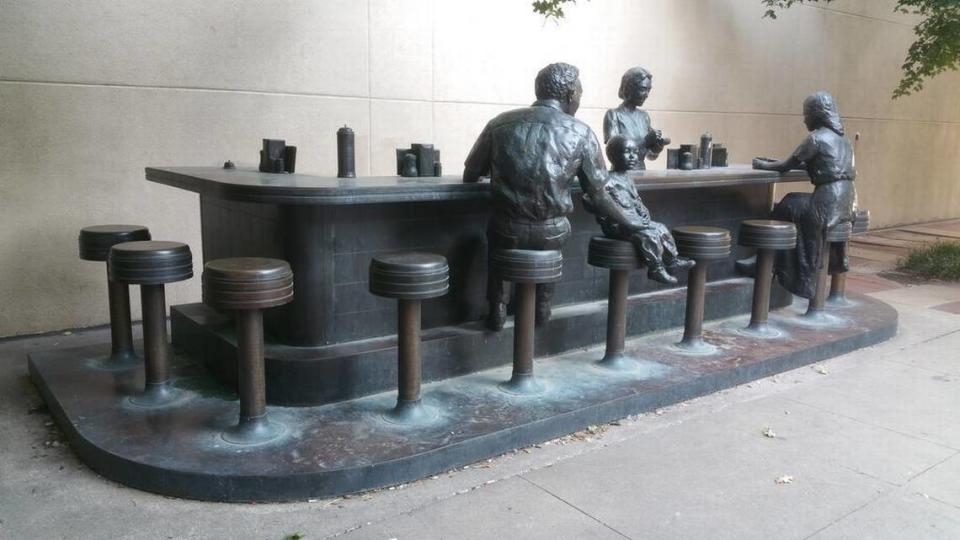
top-left (753, 91), bottom-right (857, 299)
top-left (603, 66), bottom-right (670, 170)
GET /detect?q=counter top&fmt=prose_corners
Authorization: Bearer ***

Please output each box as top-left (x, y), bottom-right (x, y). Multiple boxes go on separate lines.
top-left (146, 165), bottom-right (808, 205)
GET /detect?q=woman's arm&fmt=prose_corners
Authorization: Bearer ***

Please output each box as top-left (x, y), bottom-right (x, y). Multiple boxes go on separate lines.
top-left (754, 133), bottom-right (818, 172)
top-left (752, 155), bottom-right (801, 172)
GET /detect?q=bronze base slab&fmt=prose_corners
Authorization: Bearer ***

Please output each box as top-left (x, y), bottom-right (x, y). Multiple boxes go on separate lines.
top-left (29, 294), bottom-right (896, 502)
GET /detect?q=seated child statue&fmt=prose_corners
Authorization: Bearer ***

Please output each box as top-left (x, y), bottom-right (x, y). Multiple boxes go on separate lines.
top-left (584, 135), bottom-right (694, 284)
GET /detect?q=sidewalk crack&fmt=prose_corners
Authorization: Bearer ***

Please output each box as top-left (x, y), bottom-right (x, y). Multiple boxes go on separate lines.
top-left (520, 475), bottom-right (633, 539)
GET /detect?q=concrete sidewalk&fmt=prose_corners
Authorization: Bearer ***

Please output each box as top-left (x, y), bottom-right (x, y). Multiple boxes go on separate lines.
top-left (2, 281), bottom-right (960, 539)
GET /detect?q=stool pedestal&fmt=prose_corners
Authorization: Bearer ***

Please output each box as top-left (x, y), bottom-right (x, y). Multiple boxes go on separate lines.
top-left (109, 240), bottom-right (193, 407)
top-left (490, 249), bottom-right (562, 394)
top-left (370, 252), bottom-right (449, 423)
top-left (79, 225), bottom-right (151, 368)
top-left (203, 257), bottom-right (294, 444)
top-left (673, 226), bottom-right (732, 354)
top-left (738, 220), bottom-right (797, 338)
top-left (588, 237), bottom-right (644, 370)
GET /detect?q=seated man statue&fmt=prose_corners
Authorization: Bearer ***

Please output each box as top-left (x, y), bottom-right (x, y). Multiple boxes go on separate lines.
top-left (584, 135), bottom-right (693, 284)
top-left (464, 62), bottom-right (641, 331)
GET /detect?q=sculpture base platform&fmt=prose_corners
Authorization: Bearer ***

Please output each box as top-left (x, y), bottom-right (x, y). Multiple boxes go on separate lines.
top-left (28, 294), bottom-right (896, 503)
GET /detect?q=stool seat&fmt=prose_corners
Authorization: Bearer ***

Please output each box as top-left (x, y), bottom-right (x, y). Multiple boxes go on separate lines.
top-left (370, 252), bottom-right (450, 300)
top-left (203, 258), bottom-right (294, 311)
top-left (853, 209), bottom-right (870, 234)
top-left (826, 222), bottom-right (853, 243)
top-left (673, 226), bottom-right (732, 260)
top-left (490, 249), bottom-right (563, 283)
top-left (587, 237), bottom-right (644, 271)
top-left (79, 225), bottom-right (151, 261)
top-left (738, 220), bottom-right (797, 250)
top-left (109, 241), bottom-right (193, 285)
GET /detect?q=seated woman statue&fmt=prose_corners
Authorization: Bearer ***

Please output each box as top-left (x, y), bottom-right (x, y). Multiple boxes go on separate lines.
top-left (753, 91), bottom-right (857, 299)
top-left (584, 135), bottom-right (694, 284)
top-left (603, 66), bottom-right (670, 170)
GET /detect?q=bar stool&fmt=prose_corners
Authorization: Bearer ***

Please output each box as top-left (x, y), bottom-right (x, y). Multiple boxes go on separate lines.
top-left (79, 225), bottom-right (151, 368)
top-left (738, 220), bottom-right (797, 337)
top-left (828, 210), bottom-right (870, 306)
top-left (370, 252), bottom-right (449, 423)
top-left (587, 237), bottom-right (644, 370)
top-left (672, 226), bottom-right (731, 354)
top-left (489, 249), bottom-right (562, 394)
top-left (203, 257), bottom-right (293, 444)
top-left (109, 241), bottom-right (192, 406)
top-left (804, 221), bottom-right (853, 321)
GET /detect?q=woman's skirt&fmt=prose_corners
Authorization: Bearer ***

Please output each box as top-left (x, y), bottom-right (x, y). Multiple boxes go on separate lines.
top-left (771, 180), bottom-right (856, 299)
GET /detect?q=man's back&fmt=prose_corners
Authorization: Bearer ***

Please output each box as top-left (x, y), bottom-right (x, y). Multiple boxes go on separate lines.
top-left (464, 100), bottom-right (605, 222)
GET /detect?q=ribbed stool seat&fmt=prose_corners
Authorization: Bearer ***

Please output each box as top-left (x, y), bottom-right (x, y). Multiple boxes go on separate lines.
top-left (78, 224), bottom-right (152, 369)
top-left (490, 248), bottom-right (563, 394)
top-left (672, 226), bottom-right (731, 354)
top-left (109, 241), bottom-right (193, 285)
top-left (738, 220), bottom-right (797, 337)
top-left (202, 257), bottom-right (294, 444)
top-left (370, 253), bottom-right (450, 300)
top-left (109, 241), bottom-right (193, 407)
top-left (826, 222), bottom-right (853, 243)
top-left (738, 220), bottom-right (798, 250)
top-left (588, 237), bottom-right (643, 271)
top-left (368, 252), bottom-right (449, 424)
top-left (490, 249), bottom-right (563, 283)
top-left (673, 226), bottom-right (732, 260)
top-left (853, 209), bottom-right (870, 234)
top-left (79, 225), bottom-right (151, 261)
top-left (587, 237), bottom-right (643, 370)
top-left (203, 258), bottom-right (294, 311)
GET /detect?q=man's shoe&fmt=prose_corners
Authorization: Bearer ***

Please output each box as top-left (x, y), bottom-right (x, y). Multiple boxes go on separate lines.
top-left (648, 265), bottom-right (678, 285)
top-left (535, 301), bottom-right (552, 327)
top-left (486, 302), bottom-right (507, 331)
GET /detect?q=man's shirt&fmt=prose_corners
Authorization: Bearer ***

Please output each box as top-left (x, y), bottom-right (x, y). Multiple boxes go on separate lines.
top-left (463, 99), bottom-right (610, 222)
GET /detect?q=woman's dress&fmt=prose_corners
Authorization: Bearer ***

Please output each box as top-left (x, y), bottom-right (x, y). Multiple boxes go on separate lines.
top-left (772, 127), bottom-right (857, 299)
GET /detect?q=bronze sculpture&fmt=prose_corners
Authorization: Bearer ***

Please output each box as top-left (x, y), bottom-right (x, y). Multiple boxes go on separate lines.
top-left (753, 91), bottom-right (857, 299)
top-left (584, 135), bottom-right (694, 284)
top-left (603, 67), bottom-right (670, 170)
top-left (464, 62), bottom-right (639, 330)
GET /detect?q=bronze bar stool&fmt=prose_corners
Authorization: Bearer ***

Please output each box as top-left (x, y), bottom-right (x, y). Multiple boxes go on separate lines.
top-left (203, 258), bottom-right (293, 444)
top-left (370, 253), bottom-right (449, 424)
top-left (738, 220), bottom-right (797, 337)
top-left (78, 225), bottom-right (151, 368)
top-left (804, 221), bottom-right (853, 321)
top-left (587, 237), bottom-right (644, 370)
top-left (672, 226), bottom-right (731, 354)
top-left (108, 241), bottom-right (192, 407)
top-left (490, 249), bottom-right (562, 394)
top-left (828, 209), bottom-right (870, 306)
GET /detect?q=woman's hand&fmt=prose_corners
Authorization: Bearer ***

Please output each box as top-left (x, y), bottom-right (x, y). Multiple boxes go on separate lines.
top-left (752, 157), bottom-right (775, 170)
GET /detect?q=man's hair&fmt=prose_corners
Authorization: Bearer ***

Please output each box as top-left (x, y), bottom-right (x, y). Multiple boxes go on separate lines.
top-left (605, 134), bottom-right (635, 170)
top-left (535, 62), bottom-right (581, 102)
top-left (618, 66), bottom-right (652, 100)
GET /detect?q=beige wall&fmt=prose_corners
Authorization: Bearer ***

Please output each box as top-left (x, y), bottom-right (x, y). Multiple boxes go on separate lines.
top-left (2, 0), bottom-right (959, 337)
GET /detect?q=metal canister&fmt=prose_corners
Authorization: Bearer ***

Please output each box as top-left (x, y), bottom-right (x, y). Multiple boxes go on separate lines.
top-left (699, 132), bottom-right (713, 170)
top-left (337, 125), bottom-right (356, 178)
